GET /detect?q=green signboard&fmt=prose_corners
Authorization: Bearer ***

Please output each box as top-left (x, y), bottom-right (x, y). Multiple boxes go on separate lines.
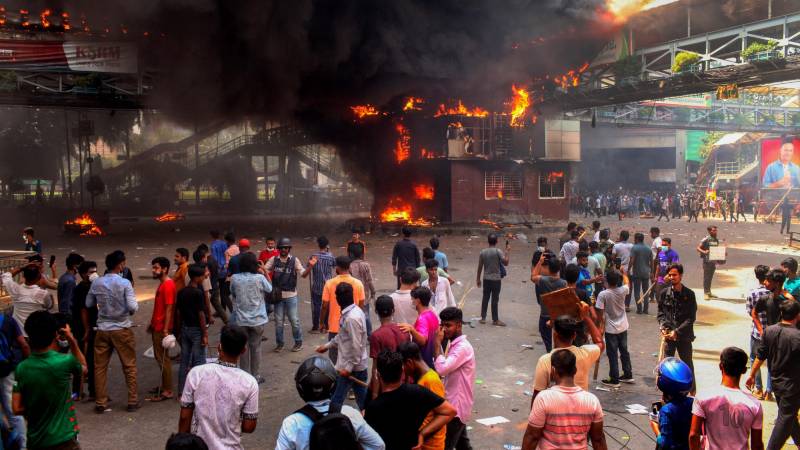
top-left (685, 130), bottom-right (706, 162)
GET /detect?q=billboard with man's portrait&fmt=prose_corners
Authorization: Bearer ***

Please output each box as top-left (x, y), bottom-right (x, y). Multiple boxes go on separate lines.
top-left (761, 136), bottom-right (800, 189)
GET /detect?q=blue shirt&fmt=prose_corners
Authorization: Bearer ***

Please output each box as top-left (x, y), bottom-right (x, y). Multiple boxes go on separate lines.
top-left (657, 396), bottom-right (693, 450)
top-left (210, 239), bottom-right (228, 279)
top-left (57, 272), bottom-right (76, 315)
top-left (230, 273), bottom-right (271, 327)
top-left (275, 399), bottom-right (385, 450)
top-left (86, 273), bottom-right (138, 331)
top-left (434, 250), bottom-right (449, 270)
top-left (784, 276), bottom-right (800, 297)
top-left (25, 240), bottom-right (42, 254)
top-left (763, 160), bottom-right (800, 188)
top-left (310, 251), bottom-right (335, 295)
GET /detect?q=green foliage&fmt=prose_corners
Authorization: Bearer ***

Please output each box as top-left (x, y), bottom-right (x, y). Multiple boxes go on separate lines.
top-left (613, 56), bottom-right (643, 79)
top-left (698, 131), bottom-right (727, 161)
top-left (672, 52), bottom-right (700, 73)
top-left (741, 40), bottom-right (779, 59)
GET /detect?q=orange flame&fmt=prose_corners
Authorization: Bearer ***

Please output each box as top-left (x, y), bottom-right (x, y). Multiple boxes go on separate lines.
top-left (403, 97), bottom-right (424, 111)
top-left (604, 0), bottom-right (661, 23)
top-left (479, 218), bottom-right (504, 230)
top-left (544, 171), bottom-right (565, 183)
top-left (420, 148), bottom-right (437, 159)
top-left (434, 100), bottom-right (488, 118)
top-left (350, 105), bottom-right (380, 119)
top-left (379, 198), bottom-right (435, 226)
top-left (394, 122), bottom-right (411, 164)
top-left (508, 85), bottom-right (531, 127)
top-left (40, 9), bottom-right (51, 28)
top-left (553, 62), bottom-right (589, 89)
top-left (413, 184), bottom-right (435, 200)
top-left (65, 213), bottom-right (104, 236)
top-left (155, 212), bottom-right (185, 222)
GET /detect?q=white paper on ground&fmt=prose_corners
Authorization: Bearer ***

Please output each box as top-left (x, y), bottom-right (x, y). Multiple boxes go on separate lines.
top-left (476, 416), bottom-right (510, 426)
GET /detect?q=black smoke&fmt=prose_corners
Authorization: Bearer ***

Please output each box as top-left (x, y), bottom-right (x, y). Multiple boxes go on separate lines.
top-left (8, 0), bottom-right (620, 198)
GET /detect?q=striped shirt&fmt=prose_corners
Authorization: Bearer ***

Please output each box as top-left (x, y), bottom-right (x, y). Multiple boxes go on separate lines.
top-left (528, 385), bottom-right (603, 450)
top-left (310, 251), bottom-right (335, 295)
top-left (746, 286), bottom-right (770, 340)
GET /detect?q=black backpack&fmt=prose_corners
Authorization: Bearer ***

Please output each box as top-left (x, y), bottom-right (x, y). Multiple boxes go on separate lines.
top-left (296, 402), bottom-right (361, 450)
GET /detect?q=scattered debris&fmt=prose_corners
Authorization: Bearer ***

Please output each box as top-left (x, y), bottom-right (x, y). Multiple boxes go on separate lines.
top-left (490, 394), bottom-right (504, 399)
top-left (476, 416), bottom-right (510, 426)
top-left (515, 381), bottom-right (525, 386)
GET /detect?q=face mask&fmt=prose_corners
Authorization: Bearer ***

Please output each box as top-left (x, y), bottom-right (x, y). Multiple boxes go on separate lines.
top-left (537, 246), bottom-right (545, 252)
top-left (22, 235), bottom-right (27, 242)
top-left (661, 246), bottom-right (668, 252)
top-left (89, 272), bottom-right (99, 282)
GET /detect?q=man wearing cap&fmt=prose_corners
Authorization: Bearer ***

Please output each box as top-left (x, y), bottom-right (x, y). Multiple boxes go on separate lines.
top-left (266, 238), bottom-right (312, 352)
top-left (227, 239), bottom-right (253, 277)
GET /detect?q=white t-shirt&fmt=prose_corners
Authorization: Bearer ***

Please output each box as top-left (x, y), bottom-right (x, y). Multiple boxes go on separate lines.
top-left (180, 362), bottom-right (259, 450)
top-left (390, 289), bottom-right (417, 325)
top-left (612, 242), bottom-right (633, 272)
top-left (692, 385), bottom-right (763, 450)
top-left (596, 285), bottom-right (629, 334)
top-left (533, 345), bottom-right (601, 392)
top-left (651, 236), bottom-right (663, 256)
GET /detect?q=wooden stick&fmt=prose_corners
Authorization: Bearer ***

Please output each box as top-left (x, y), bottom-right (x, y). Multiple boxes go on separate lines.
top-left (656, 334), bottom-right (666, 364)
top-left (348, 375), bottom-right (369, 388)
top-left (457, 283), bottom-right (474, 309)
top-left (636, 282), bottom-right (656, 305)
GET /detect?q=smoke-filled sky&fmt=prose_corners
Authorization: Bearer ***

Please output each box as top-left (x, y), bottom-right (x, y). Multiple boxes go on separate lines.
top-left (5, 0), bottom-right (627, 123)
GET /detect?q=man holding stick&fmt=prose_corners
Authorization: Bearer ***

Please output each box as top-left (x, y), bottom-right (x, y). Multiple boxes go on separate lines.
top-left (657, 264), bottom-right (697, 394)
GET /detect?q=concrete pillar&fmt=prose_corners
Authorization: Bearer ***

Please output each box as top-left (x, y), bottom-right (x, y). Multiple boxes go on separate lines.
top-left (675, 130), bottom-right (688, 187)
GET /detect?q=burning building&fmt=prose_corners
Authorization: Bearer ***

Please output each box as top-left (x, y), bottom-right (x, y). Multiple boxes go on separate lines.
top-left (368, 96), bottom-right (578, 224)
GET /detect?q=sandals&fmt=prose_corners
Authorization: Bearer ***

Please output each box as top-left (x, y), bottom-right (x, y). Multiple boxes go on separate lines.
top-left (145, 393), bottom-right (174, 402)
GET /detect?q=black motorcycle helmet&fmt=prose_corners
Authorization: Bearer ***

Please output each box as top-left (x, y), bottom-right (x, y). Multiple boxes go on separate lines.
top-left (277, 237), bottom-right (292, 249)
top-left (295, 356), bottom-right (337, 402)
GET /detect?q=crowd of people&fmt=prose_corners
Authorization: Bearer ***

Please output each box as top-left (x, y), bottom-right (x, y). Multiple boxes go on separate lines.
top-left (0, 217), bottom-right (796, 449)
top-left (572, 190), bottom-right (752, 223)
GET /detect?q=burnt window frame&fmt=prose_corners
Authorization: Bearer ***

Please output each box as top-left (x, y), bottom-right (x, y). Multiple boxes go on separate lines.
top-left (539, 170), bottom-right (566, 199)
top-left (484, 171), bottom-right (523, 200)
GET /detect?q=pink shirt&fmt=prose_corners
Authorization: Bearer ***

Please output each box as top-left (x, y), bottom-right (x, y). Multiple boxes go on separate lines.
top-left (434, 335), bottom-right (475, 422)
top-left (528, 385), bottom-right (603, 450)
top-left (415, 309), bottom-right (439, 367)
top-left (691, 386), bottom-right (763, 450)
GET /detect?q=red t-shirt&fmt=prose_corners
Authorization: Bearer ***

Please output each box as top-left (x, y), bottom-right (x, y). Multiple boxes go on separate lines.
top-left (258, 249), bottom-right (279, 263)
top-left (369, 323), bottom-right (409, 358)
top-left (151, 278), bottom-right (176, 333)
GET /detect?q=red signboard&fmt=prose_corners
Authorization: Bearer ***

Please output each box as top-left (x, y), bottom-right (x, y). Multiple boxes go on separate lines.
top-left (0, 39), bottom-right (137, 73)
top-left (761, 136), bottom-right (800, 189)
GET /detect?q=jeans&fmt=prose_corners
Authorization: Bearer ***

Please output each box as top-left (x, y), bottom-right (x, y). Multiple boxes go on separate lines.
top-left (750, 336), bottom-right (771, 392)
top-left (631, 276), bottom-right (650, 314)
top-left (445, 417), bottom-right (473, 450)
top-left (178, 326), bottom-right (206, 395)
top-left (702, 261), bottom-right (716, 293)
top-left (95, 328), bottom-right (138, 408)
top-left (605, 331), bottom-right (633, 382)
top-left (663, 338), bottom-right (695, 391)
top-left (220, 279), bottom-right (233, 311)
top-left (481, 279), bottom-right (502, 321)
top-left (239, 324), bottom-right (265, 379)
top-left (328, 332), bottom-right (338, 366)
top-left (331, 369), bottom-right (368, 410)
top-left (768, 393), bottom-right (800, 450)
top-left (209, 287), bottom-right (229, 323)
top-left (539, 315), bottom-right (552, 353)
top-left (275, 295), bottom-right (302, 346)
top-left (361, 303), bottom-right (372, 337)
top-left (782, 213), bottom-right (792, 234)
top-left (152, 330), bottom-right (173, 394)
top-left (310, 292), bottom-right (323, 330)
top-left (1, 373), bottom-right (24, 447)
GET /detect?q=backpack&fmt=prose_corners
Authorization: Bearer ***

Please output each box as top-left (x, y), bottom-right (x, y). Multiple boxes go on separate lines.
top-left (0, 314), bottom-right (16, 377)
top-left (296, 402), bottom-right (361, 450)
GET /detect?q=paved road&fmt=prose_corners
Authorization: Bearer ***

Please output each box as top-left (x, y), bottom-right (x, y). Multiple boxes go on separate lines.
top-left (1, 213), bottom-right (792, 449)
